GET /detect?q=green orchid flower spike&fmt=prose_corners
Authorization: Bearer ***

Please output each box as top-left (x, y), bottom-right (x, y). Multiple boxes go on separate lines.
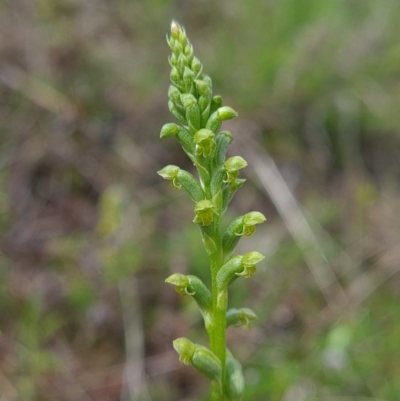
top-left (159, 20), bottom-right (267, 401)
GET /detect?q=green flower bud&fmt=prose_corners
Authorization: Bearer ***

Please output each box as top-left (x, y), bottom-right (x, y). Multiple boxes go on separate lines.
top-left (165, 273), bottom-right (212, 311)
top-left (202, 75), bottom-right (212, 89)
top-left (226, 307), bottom-right (258, 329)
top-left (224, 156), bottom-right (247, 183)
top-left (168, 54), bottom-right (176, 68)
top-left (194, 129), bottom-right (216, 158)
top-left (181, 94), bottom-right (201, 134)
top-left (217, 106), bottom-right (238, 121)
top-left (169, 21), bottom-right (188, 47)
top-left (160, 122), bottom-right (179, 138)
top-left (195, 79), bottom-right (211, 97)
top-left (178, 53), bottom-right (188, 72)
top-left (191, 57), bottom-right (202, 76)
top-left (183, 67), bottom-right (195, 92)
top-left (166, 34), bottom-right (174, 50)
top-left (184, 44), bottom-right (193, 59)
top-left (170, 67), bottom-right (182, 87)
top-left (170, 39), bottom-right (183, 54)
top-left (169, 100), bottom-right (187, 125)
top-left (193, 200), bottom-right (218, 226)
top-left (157, 165), bottom-right (181, 189)
top-left (168, 85), bottom-right (183, 105)
top-left (173, 337), bottom-right (196, 365)
top-left (180, 93), bottom-right (196, 108)
top-left (170, 20), bottom-right (181, 40)
top-left (224, 350), bottom-right (245, 401)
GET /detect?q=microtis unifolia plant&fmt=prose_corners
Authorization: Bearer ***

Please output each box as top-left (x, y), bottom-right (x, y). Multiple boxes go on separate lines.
top-left (158, 21), bottom-right (266, 401)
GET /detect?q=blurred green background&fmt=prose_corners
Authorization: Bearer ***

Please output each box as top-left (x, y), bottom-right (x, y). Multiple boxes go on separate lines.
top-left (1, 1), bottom-right (400, 400)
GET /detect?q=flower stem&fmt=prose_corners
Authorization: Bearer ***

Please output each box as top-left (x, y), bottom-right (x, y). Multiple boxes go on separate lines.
top-left (208, 222), bottom-right (226, 401)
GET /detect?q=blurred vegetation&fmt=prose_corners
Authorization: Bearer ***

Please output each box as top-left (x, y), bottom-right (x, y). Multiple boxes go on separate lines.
top-left (0, 0), bottom-right (399, 400)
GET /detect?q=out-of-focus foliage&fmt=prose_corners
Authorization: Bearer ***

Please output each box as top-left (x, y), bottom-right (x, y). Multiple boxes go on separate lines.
top-left (0, 1), bottom-right (399, 400)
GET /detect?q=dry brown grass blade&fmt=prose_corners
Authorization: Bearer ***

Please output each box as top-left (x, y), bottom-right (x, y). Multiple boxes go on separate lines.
top-left (119, 278), bottom-right (152, 401)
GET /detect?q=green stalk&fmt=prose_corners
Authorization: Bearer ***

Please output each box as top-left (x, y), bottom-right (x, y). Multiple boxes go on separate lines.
top-left (209, 221), bottom-right (226, 401)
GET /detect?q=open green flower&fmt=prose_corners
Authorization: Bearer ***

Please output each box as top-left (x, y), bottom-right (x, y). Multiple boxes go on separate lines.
top-left (223, 156), bottom-right (247, 183)
top-left (240, 211), bottom-right (266, 236)
top-left (226, 307), bottom-right (258, 329)
top-left (193, 200), bottom-right (218, 226)
top-left (194, 129), bottom-right (216, 157)
top-left (165, 273), bottom-right (193, 295)
top-left (157, 165), bottom-right (181, 189)
top-left (242, 251), bottom-right (264, 266)
top-left (165, 273), bottom-right (212, 311)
